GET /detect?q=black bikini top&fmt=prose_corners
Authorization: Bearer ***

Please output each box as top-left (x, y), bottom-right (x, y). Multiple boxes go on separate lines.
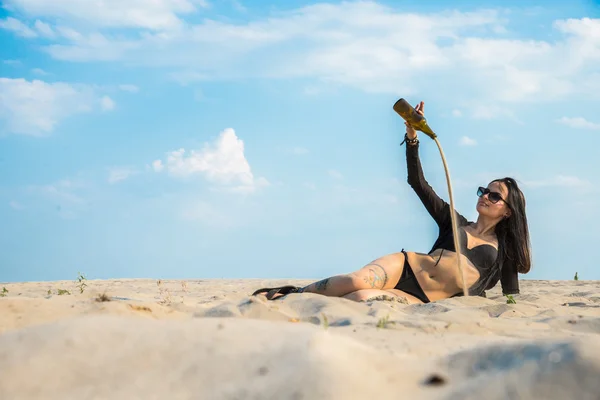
top-left (432, 227), bottom-right (498, 274)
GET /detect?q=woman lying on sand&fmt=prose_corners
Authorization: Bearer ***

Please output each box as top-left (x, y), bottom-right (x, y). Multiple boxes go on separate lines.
top-left (253, 101), bottom-right (531, 304)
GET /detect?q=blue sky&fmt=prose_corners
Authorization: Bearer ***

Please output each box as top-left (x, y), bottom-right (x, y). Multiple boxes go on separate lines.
top-left (0, 0), bottom-right (599, 283)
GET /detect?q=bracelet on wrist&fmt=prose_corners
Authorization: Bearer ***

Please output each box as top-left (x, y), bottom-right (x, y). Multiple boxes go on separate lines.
top-left (400, 133), bottom-right (419, 146)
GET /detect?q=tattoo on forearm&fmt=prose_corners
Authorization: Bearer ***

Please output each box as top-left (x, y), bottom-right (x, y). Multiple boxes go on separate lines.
top-left (363, 264), bottom-right (388, 289)
top-left (315, 278), bottom-right (330, 292)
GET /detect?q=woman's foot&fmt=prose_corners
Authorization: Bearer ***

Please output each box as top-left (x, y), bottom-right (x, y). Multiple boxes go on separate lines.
top-left (251, 285), bottom-right (303, 300)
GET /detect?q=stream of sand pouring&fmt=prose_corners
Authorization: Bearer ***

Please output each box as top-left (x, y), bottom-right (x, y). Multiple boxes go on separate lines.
top-left (393, 98), bottom-right (468, 297)
top-left (432, 137), bottom-right (468, 298)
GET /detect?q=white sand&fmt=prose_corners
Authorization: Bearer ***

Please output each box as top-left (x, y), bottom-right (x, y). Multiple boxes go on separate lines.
top-left (1, 279), bottom-right (599, 399)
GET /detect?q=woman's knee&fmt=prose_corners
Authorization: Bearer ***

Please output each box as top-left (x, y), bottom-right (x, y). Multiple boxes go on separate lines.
top-left (352, 254), bottom-right (405, 290)
top-left (344, 289), bottom-right (398, 302)
top-left (342, 290), bottom-right (366, 302)
top-left (344, 272), bottom-right (366, 288)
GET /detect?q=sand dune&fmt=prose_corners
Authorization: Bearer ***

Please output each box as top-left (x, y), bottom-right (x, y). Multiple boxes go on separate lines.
top-left (1, 279), bottom-right (599, 399)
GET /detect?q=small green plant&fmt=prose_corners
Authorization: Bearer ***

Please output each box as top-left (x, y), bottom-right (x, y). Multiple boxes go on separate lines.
top-left (505, 294), bottom-right (516, 304)
top-left (574, 272), bottom-right (579, 281)
top-left (0, 287), bottom-right (8, 297)
top-left (47, 289), bottom-right (52, 295)
top-left (377, 314), bottom-right (393, 329)
top-left (57, 289), bottom-right (71, 296)
top-left (321, 313), bottom-right (329, 329)
top-left (76, 271), bottom-right (88, 294)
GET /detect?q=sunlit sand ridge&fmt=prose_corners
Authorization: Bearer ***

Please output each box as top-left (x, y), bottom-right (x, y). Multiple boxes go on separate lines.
top-left (1, 278), bottom-right (599, 399)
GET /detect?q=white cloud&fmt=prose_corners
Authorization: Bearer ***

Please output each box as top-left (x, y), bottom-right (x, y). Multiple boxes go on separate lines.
top-left (2, 0), bottom-right (209, 30)
top-left (28, 179), bottom-right (84, 204)
top-left (152, 160), bottom-right (164, 172)
top-left (451, 109), bottom-right (462, 117)
top-left (9, 200), bottom-right (24, 210)
top-left (107, 167), bottom-right (137, 184)
top-left (1, 4), bottom-right (598, 114)
top-left (0, 78), bottom-right (112, 136)
top-left (2, 4), bottom-right (597, 108)
top-left (459, 136), bottom-right (477, 146)
top-left (557, 116), bottom-right (600, 130)
top-left (33, 19), bottom-right (54, 37)
top-left (554, 17), bottom-right (600, 42)
top-left (31, 67), bottom-right (48, 75)
top-left (3, 59), bottom-right (22, 66)
top-left (0, 17), bottom-right (58, 38)
top-left (229, 0), bottom-right (247, 13)
top-left (118, 84), bottom-right (139, 93)
top-left (100, 95), bottom-right (115, 111)
top-left (328, 169), bottom-right (343, 179)
top-left (153, 128), bottom-right (268, 193)
top-left (0, 17), bottom-right (37, 37)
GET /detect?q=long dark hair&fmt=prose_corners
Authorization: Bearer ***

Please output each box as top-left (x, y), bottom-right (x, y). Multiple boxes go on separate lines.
top-left (492, 177), bottom-right (532, 275)
top-left (465, 177), bottom-right (532, 296)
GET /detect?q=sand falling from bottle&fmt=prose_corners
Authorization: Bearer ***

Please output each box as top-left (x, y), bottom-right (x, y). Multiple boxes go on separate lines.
top-left (393, 98), bottom-right (468, 298)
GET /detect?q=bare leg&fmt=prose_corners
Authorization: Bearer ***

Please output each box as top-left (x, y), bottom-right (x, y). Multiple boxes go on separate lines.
top-left (299, 274), bottom-right (362, 297)
top-left (299, 252), bottom-right (406, 297)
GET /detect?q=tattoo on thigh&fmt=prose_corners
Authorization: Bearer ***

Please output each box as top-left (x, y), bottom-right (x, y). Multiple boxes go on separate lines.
top-left (363, 264), bottom-right (388, 289)
top-left (315, 278), bottom-right (330, 292)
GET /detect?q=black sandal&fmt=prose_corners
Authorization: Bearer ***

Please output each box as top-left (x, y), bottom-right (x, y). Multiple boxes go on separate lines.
top-left (251, 285), bottom-right (302, 300)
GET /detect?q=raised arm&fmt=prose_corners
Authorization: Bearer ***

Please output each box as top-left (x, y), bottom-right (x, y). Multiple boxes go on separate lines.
top-left (402, 100), bottom-right (465, 230)
top-left (405, 141), bottom-right (453, 229)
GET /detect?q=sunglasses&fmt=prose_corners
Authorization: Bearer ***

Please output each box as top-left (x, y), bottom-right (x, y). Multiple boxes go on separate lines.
top-left (477, 186), bottom-right (510, 207)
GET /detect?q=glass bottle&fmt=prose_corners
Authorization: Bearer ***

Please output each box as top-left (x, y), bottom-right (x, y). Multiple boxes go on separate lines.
top-left (393, 98), bottom-right (437, 139)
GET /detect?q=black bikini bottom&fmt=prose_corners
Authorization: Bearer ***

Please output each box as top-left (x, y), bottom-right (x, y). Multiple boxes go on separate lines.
top-left (394, 249), bottom-right (431, 303)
